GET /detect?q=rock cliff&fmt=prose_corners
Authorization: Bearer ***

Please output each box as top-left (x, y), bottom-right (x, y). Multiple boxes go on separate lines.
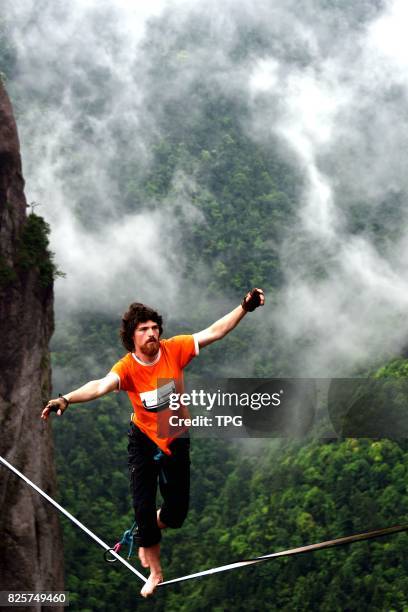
top-left (0, 80), bottom-right (64, 609)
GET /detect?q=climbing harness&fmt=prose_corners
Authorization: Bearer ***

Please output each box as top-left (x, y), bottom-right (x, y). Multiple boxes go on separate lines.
top-left (2, 453), bottom-right (408, 588)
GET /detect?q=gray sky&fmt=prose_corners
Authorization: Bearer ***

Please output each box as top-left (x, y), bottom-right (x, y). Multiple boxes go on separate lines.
top-left (4, 0), bottom-right (408, 375)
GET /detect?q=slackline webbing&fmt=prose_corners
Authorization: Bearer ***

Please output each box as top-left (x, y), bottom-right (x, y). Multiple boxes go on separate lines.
top-left (158, 523), bottom-right (408, 586)
top-left (0, 455), bottom-right (147, 584)
top-left (2, 454), bottom-right (407, 588)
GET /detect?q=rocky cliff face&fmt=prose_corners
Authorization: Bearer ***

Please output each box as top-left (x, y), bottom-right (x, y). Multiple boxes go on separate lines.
top-left (0, 81), bottom-right (64, 608)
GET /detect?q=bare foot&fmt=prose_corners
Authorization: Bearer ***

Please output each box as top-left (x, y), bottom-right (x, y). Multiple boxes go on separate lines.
top-left (138, 547), bottom-right (149, 568)
top-left (138, 542), bottom-right (163, 596)
top-left (157, 508), bottom-right (167, 529)
top-left (140, 572), bottom-right (163, 597)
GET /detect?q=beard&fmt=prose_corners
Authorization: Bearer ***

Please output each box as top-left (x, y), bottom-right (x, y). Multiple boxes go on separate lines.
top-left (140, 338), bottom-right (160, 357)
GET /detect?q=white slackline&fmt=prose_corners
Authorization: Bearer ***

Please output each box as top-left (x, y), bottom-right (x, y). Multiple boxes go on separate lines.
top-left (3, 454), bottom-right (407, 590)
top-left (0, 455), bottom-right (147, 583)
top-left (159, 523), bottom-right (408, 586)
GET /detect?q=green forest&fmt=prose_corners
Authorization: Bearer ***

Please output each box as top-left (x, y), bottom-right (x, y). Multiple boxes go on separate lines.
top-left (2, 1), bottom-right (408, 610)
top-left (50, 322), bottom-right (408, 611)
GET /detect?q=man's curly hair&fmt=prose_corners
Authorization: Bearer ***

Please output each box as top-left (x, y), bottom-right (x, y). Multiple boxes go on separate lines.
top-left (120, 302), bottom-right (163, 352)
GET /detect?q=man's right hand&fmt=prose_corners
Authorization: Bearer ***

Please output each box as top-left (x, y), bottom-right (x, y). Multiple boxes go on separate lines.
top-left (40, 374), bottom-right (119, 420)
top-left (41, 396), bottom-right (69, 420)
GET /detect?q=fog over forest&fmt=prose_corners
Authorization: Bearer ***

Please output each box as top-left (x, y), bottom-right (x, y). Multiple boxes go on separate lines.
top-left (4, 0), bottom-right (408, 375)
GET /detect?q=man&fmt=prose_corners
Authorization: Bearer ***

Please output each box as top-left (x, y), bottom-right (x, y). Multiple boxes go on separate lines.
top-left (41, 288), bottom-right (265, 597)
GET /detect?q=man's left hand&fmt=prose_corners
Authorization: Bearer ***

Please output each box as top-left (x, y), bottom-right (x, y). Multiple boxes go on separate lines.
top-left (242, 288), bottom-right (265, 312)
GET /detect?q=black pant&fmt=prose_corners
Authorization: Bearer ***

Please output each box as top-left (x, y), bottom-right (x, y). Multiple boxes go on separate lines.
top-left (127, 423), bottom-right (190, 547)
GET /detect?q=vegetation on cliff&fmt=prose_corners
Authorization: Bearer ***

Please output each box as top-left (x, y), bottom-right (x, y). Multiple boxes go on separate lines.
top-left (17, 212), bottom-right (61, 288)
top-left (0, 212), bottom-right (61, 288)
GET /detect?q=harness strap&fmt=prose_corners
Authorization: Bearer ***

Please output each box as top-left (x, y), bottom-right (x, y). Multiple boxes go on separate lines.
top-left (105, 521), bottom-right (140, 562)
top-left (153, 448), bottom-right (168, 485)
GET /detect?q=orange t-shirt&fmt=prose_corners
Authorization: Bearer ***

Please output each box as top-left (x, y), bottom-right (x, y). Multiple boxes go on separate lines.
top-left (110, 335), bottom-right (199, 454)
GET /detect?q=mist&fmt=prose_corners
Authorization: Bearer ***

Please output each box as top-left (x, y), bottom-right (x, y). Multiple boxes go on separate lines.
top-left (3, 0), bottom-right (408, 375)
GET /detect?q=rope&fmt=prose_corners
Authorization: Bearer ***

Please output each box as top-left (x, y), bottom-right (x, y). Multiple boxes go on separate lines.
top-left (0, 455), bottom-right (147, 584)
top-left (158, 523), bottom-right (408, 586)
top-left (104, 521), bottom-right (139, 562)
top-left (2, 453), bottom-right (407, 589)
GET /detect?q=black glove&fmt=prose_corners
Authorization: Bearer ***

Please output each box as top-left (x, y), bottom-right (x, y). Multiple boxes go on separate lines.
top-left (242, 288), bottom-right (264, 312)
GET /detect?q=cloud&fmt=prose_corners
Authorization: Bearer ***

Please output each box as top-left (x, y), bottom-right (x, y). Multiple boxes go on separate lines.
top-left (4, 0), bottom-right (184, 314)
top-left (244, 0), bottom-right (408, 374)
top-left (5, 0), bottom-right (408, 375)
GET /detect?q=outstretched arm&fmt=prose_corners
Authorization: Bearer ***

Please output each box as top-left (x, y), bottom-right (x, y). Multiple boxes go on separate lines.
top-left (41, 372), bottom-right (119, 420)
top-left (194, 288), bottom-right (265, 349)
